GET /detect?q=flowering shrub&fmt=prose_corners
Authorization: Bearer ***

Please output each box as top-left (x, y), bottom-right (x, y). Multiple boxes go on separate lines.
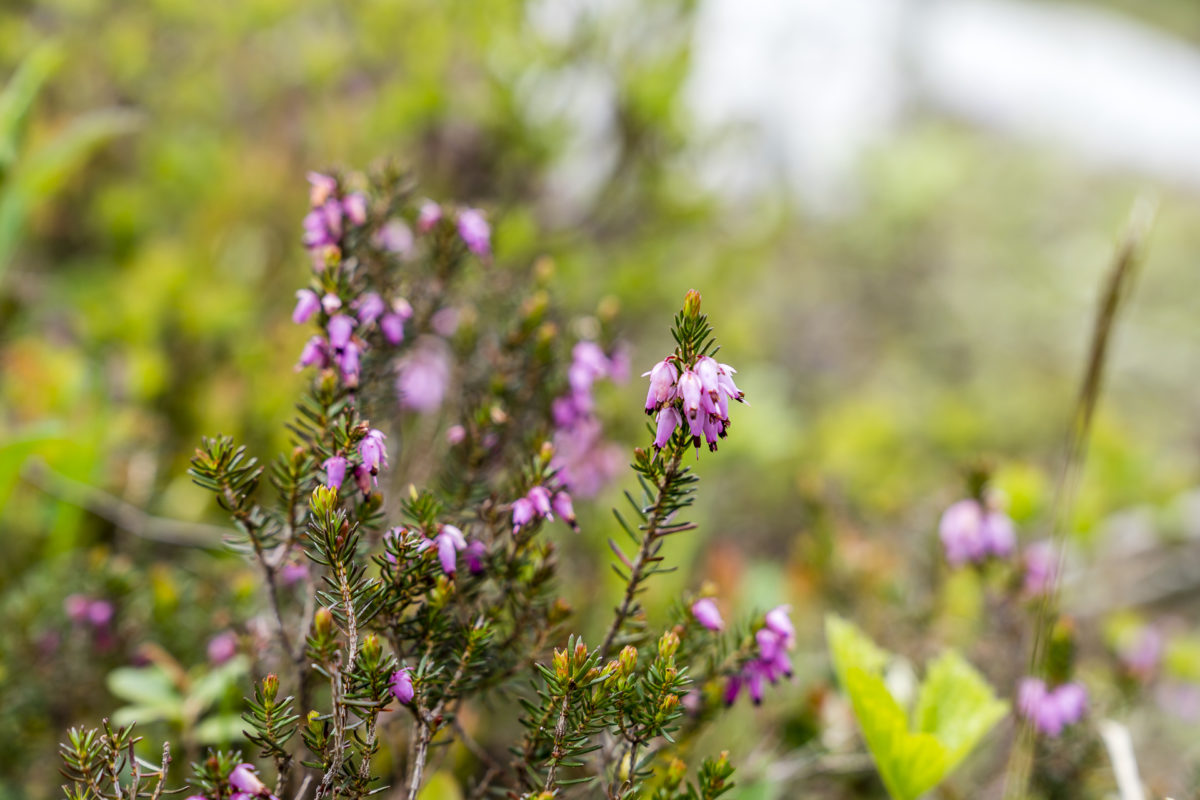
top-left (57, 167), bottom-right (787, 800)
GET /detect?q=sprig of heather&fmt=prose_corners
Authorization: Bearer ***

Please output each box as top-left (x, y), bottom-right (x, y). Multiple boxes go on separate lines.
top-left (602, 290), bottom-right (747, 660)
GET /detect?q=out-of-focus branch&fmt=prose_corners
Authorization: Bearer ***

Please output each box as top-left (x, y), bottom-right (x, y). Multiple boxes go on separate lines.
top-left (21, 458), bottom-right (228, 547)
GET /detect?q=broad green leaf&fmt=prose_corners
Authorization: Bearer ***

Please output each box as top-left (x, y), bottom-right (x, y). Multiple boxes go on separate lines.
top-left (825, 615), bottom-right (1008, 800)
top-left (194, 714), bottom-right (247, 745)
top-left (913, 650), bottom-right (1009, 770)
top-left (186, 655), bottom-right (249, 712)
top-left (106, 666), bottom-right (182, 722)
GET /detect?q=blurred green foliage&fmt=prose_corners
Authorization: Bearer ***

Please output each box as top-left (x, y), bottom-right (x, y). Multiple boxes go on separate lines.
top-left (4, 0), bottom-right (1200, 797)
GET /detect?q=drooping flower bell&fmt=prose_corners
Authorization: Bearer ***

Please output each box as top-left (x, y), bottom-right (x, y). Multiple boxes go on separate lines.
top-left (293, 289), bottom-right (321, 324)
top-left (358, 429), bottom-right (388, 476)
top-left (691, 598), bottom-right (724, 631)
top-left (390, 667), bottom-right (415, 704)
top-left (457, 207), bottom-right (491, 257)
top-left (322, 456), bottom-right (347, 490)
top-left (433, 524), bottom-right (467, 574)
top-left (643, 359), bottom-right (678, 414)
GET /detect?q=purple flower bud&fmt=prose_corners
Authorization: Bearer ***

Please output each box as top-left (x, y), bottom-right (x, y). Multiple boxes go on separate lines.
top-left (375, 219), bottom-right (414, 255)
top-left (337, 342), bottom-right (360, 384)
top-left (353, 464), bottom-right (372, 495)
top-left (694, 356), bottom-right (721, 398)
top-left (527, 486), bottom-right (553, 519)
top-left (512, 497), bottom-right (536, 533)
top-left (457, 207), bottom-right (491, 257)
top-left (654, 406), bottom-right (681, 450)
top-left (396, 344), bottom-right (451, 413)
top-left (355, 293), bottom-right (386, 326)
top-left (436, 524), bottom-right (467, 573)
top-left (1018, 677), bottom-right (1087, 737)
top-left (390, 667), bottom-right (415, 704)
top-left (717, 362), bottom-right (745, 403)
top-left (431, 307), bottom-right (460, 338)
top-left (939, 499), bottom-right (987, 566)
top-left (1023, 540), bottom-right (1057, 595)
top-left (677, 370), bottom-right (703, 419)
top-left (87, 600), bottom-right (114, 627)
top-left (381, 313), bottom-right (405, 345)
top-left (764, 605), bottom-right (795, 647)
top-left (417, 200), bottom-right (442, 233)
top-left (327, 314), bottom-right (355, 350)
top-left (358, 429), bottom-right (388, 474)
top-left (322, 456), bottom-right (347, 490)
top-left (342, 193), bottom-right (367, 226)
top-left (296, 336), bottom-right (326, 371)
top-left (552, 491), bottom-right (578, 530)
top-left (281, 562), bottom-right (308, 586)
top-left (446, 425), bottom-right (466, 445)
top-left (65, 594), bottom-right (90, 623)
top-left (207, 631), bottom-right (237, 665)
top-left (724, 674), bottom-right (743, 706)
top-left (292, 289), bottom-right (321, 324)
top-left (642, 360), bottom-right (678, 413)
top-left (308, 172), bottom-right (337, 207)
top-left (229, 764), bottom-right (268, 796)
top-left (691, 598), bottom-right (724, 631)
top-left (465, 540), bottom-right (487, 575)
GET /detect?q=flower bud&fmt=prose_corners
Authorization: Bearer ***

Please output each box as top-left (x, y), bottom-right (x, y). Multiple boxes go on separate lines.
top-left (683, 289), bottom-right (702, 318)
top-left (666, 757), bottom-right (687, 788)
top-left (619, 645), bottom-right (638, 675)
top-left (262, 673), bottom-right (279, 703)
top-left (658, 630), bottom-right (680, 660)
top-left (660, 693), bottom-right (680, 715)
top-left (314, 607), bottom-right (334, 637)
top-left (573, 639), bottom-right (588, 667)
top-left (361, 633), bottom-right (381, 667)
top-left (553, 648), bottom-right (569, 680)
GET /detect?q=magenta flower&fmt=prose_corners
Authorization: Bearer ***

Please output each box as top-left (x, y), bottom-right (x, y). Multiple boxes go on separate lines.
top-left (677, 370), bottom-right (703, 420)
top-left (446, 425), bottom-right (467, 445)
top-left (327, 315), bottom-right (355, 350)
top-left (322, 456), bottom-right (347, 490)
top-left (303, 200), bottom-right (343, 249)
top-left (342, 192), bottom-right (367, 226)
top-left (527, 486), bottom-right (553, 519)
top-left (321, 293), bottom-right (342, 315)
top-left (337, 342), bottom-right (360, 385)
top-left (727, 620), bottom-right (794, 706)
top-left (296, 336), bottom-right (327, 371)
top-left (390, 667), bottom-right (415, 704)
top-left (457, 207), bottom-right (491, 257)
top-left (465, 540), bottom-right (487, 575)
top-left (1023, 540), bottom-right (1057, 595)
top-left (307, 172), bottom-right (337, 207)
top-left (654, 406), bottom-right (681, 450)
top-left (280, 562), bottom-right (308, 586)
top-left (717, 362), bottom-right (744, 402)
top-left (643, 360), bottom-right (678, 413)
top-left (694, 356), bottom-right (721, 398)
top-left (375, 219), bottom-right (414, 255)
top-left (355, 293), bottom-right (385, 326)
top-left (381, 313), bottom-right (405, 345)
top-left (293, 289), bottom-right (321, 324)
top-left (431, 307), bottom-right (460, 338)
top-left (764, 605), bottom-right (795, 647)
top-left (938, 499), bottom-right (1016, 566)
top-left (569, 342), bottom-right (610, 395)
top-left (417, 200), bottom-right (442, 233)
top-left (207, 631), bottom-right (237, 665)
top-left (229, 763), bottom-right (269, 796)
top-left (396, 343), bottom-right (451, 413)
top-left (1018, 678), bottom-right (1087, 737)
top-left (358, 429), bottom-right (388, 475)
top-left (1120, 626), bottom-right (1163, 680)
top-left (552, 491), bottom-right (577, 530)
top-left (65, 594), bottom-right (90, 623)
top-left (86, 600), bottom-right (114, 627)
top-left (691, 598), bottom-right (724, 631)
top-left (512, 497), bottom-right (536, 533)
top-left (551, 418), bottom-right (623, 497)
top-left (434, 525), bottom-right (467, 573)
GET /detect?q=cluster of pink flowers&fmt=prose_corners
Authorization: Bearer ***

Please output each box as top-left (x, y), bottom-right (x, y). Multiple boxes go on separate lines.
top-left (511, 484), bottom-right (577, 533)
top-left (207, 631), bottom-right (238, 665)
top-left (938, 498), bottom-right (1016, 566)
top-left (550, 341), bottom-right (628, 496)
top-left (1017, 678), bottom-right (1087, 737)
top-left (396, 340), bottom-right (452, 413)
top-left (726, 605), bottom-right (794, 705)
top-left (321, 428), bottom-right (389, 496)
top-left (294, 289), bottom-right (413, 386)
top-left (301, 172), bottom-right (365, 260)
top-left (64, 594), bottom-right (115, 650)
top-left (644, 354), bottom-right (744, 453)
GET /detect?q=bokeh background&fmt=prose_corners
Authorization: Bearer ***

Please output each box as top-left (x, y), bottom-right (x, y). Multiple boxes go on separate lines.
top-left (5, 0), bottom-right (1200, 796)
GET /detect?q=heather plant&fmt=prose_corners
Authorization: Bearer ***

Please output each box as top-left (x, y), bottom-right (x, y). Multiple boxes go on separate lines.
top-left (58, 166), bottom-right (786, 800)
